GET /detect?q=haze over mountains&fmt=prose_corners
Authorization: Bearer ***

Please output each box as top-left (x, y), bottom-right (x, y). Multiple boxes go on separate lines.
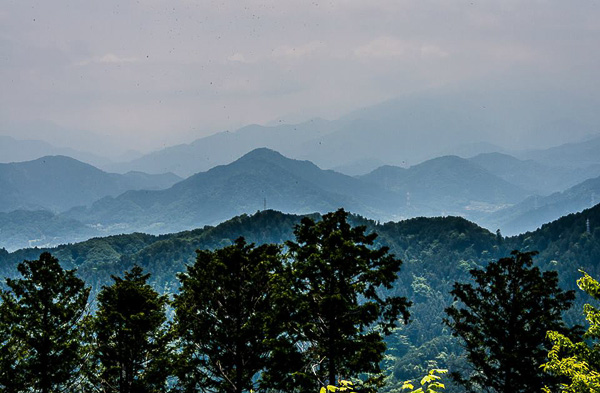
top-left (0, 139), bottom-right (599, 251)
top-left (66, 148), bottom-right (402, 234)
top-left (480, 175), bottom-right (600, 235)
top-left (468, 152), bottom-right (600, 196)
top-left (84, 92), bottom-right (600, 178)
top-left (1, 93), bottom-right (600, 251)
top-left (0, 135), bottom-right (112, 168)
top-left (66, 148), bottom-right (576, 237)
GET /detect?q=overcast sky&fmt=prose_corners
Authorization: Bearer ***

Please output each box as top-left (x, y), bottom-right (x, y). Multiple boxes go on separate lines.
top-left (1, 0), bottom-right (599, 157)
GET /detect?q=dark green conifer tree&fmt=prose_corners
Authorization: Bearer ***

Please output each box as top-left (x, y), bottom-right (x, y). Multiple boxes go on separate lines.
top-left (173, 237), bottom-right (289, 393)
top-left (444, 250), bottom-right (577, 393)
top-left (0, 252), bottom-right (90, 393)
top-left (0, 290), bottom-right (26, 393)
top-left (91, 265), bottom-right (171, 393)
top-left (284, 209), bottom-right (411, 391)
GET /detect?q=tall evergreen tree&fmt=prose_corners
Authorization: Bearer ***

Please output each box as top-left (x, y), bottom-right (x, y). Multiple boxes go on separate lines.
top-left (0, 290), bottom-right (26, 393)
top-left (0, 252), bottom-right (90, 393)
top-left (91, 265), bottom-right (171, 393)
top-left (444, 250), bottom-right (577, 393)
top-left (173, 238), bottom-right (289, 393)
top-left (285, 209), bottom-right (411, 391)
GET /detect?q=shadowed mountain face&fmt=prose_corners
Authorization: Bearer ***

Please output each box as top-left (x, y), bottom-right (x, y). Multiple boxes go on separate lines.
top-left (0, 156), bottom-right (181, 213)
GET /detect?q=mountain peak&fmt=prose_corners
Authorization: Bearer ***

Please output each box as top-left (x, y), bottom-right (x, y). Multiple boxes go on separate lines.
top-left (412, 155), bottom-right (469, 169)
top-left (31, 155), bottom-right (86, 164)
top-left (237, 147), bottom-right (286, 161)
top-left (14, 155), bottom-right (101, 172)
top-left (225, 147), bottom-right (321, 173)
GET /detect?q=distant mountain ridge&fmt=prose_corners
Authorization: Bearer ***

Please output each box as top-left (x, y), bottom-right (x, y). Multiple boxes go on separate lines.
top-left (481, 176), bottom-right (600, 235)
top-left (468, 152), bottom-right (600, 196)
top-left (65, 149), bottom-right (540, 236)
top-left (360, 155), bottom-right (529, 217)
top-left (104, 90), bottom-right (600, 177)
top-left (105, 119), bottom-right (334, 177)
top-left (3, 144), bottom-right (600, 249)
top-left (66, 148), bottom-right (404, 234)
top-left (517, 134), bottom-right (600, 169)
top-left (0, 135), bottom-right (111, 167)
top-left (0, 155), bottom-right (181, 213)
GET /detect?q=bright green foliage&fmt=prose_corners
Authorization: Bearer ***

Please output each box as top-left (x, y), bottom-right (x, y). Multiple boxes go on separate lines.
top-left (173, 237), bottom-right (288, 393)
top-left (401, 369), bottom-right (448, 393)
top-left (444, 250), bottom-right (576, 393)
top-left (286, 209), bottom-right (411, 391)
top-left (0, 252), bottom-right (90, 393)
top-left (543, 271), bottom-right (600, 392)
top-left (320, 379), bottom-right (361, 393)
top-left (90, 265), bottom-right (171, 393)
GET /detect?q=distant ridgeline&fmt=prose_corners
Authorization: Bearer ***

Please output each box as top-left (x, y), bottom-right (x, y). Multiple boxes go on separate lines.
top-left (0, 205), bottom-right (599, 389)
top-left (3, 147), bottom-right (600, 252)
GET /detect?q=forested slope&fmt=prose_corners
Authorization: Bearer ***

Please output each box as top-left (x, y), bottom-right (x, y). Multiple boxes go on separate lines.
top-left (0, 205), bottom-right (599, 390)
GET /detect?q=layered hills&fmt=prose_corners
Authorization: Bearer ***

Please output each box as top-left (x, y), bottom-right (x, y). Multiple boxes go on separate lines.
top-left (518, 134), bottom-right (600, 169)
top-left (106, 119), bottom-right (334, 177)
top-left (2, 90), bottom-right (600, 390)
top-left (65, 149), bottom-right (536, 236)
top-left (2, 144), bottom-right (600, 250)
top-left (66, 148), bottom-right (403, 234)
top-left (105, 91), bottom-right (600, 177)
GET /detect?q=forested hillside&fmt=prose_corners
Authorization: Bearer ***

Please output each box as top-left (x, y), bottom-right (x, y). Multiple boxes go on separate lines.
top-left (1, 204), bottom-right (598, 391)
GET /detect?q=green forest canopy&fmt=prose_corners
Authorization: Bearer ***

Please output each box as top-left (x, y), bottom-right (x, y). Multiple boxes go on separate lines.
top-left (0, 204), bottom-right (598, 391)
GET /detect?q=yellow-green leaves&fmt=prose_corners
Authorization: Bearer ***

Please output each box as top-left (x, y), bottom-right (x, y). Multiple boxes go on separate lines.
top-left (321, 379), bottom-right (359, 393)
top-left (402, 369), bottom-right (447, 393)
top-left (543, 271), bottom-right (600, 392)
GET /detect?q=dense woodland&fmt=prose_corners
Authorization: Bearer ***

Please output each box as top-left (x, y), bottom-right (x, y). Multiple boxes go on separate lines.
top-left (0, 204), bottom-right (599, 392)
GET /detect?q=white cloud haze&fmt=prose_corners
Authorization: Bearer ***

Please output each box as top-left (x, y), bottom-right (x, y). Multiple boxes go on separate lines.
top-left (1, 0), bottom-right (599, 157)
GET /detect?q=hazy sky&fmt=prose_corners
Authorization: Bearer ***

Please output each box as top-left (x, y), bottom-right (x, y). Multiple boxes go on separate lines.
top-left (1, 0), bottom-right (599, 157)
